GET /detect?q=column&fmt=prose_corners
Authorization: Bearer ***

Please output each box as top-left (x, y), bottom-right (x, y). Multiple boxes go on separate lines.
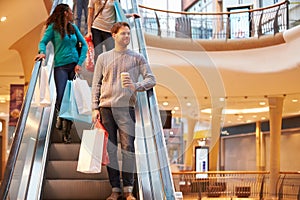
top-left (268, 97), bottom-right (284, 198)
top-left (212, 0), bottom-right (223, 39)
top-left (220, 137), bottom-right (225, 170)
top-left (256, 121), bottom-right (263, 171)
top-left (209, 107), bottom-right (223, 171)
top-left (184, 117), bottom-right (196, 170)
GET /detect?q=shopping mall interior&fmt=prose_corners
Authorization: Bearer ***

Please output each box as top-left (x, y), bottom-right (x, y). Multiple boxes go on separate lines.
top-left (0, 0), bottom-right (299, 199)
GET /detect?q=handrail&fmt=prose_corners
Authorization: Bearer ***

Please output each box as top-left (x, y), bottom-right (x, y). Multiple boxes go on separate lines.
top-left (138, 1), bottom-right (289, 39)
top-left (0, 60), bottom-right (42, 199)
top-left (139, 1), bottom-right (288, 15)
top-left (172, 170), bottom-right (300, 175)
top-left (171, 171), bottom-right (300, 199)
top-left (130, 0), bottom-right (176, 199)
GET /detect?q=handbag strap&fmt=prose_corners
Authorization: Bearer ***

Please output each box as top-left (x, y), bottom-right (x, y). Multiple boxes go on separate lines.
top-left (94, 0), bottom-right (109, 20)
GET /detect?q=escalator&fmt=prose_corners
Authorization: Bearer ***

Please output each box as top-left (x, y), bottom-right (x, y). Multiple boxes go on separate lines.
top-left (0, 0), bottom-right (176, 199)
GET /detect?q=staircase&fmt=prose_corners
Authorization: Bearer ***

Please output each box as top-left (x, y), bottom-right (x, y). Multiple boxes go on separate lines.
top-left (42, 122), bottom-right (112, 200)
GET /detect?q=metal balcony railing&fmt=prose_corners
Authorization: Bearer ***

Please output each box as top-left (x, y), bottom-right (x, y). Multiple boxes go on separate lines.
top-left (171, 171), bottom-right (300, 199)
top-left (138, 1), bottom-right (289, 40)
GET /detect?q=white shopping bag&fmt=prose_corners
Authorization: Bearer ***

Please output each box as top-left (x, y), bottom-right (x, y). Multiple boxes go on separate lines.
top-left (32, 65), bottom-right (51, 107)
top-left (77, 128), bottom-right (105, 173)
top-left (39, 66), bottom-right (51, 106)
top-left (73, 76), bottom-right (92, 115)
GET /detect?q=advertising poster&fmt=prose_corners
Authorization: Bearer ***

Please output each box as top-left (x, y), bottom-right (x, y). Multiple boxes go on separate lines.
top-left (195, 146), bottom-right (209, 178)
top-left (9, 84), bottom-right (24, 126)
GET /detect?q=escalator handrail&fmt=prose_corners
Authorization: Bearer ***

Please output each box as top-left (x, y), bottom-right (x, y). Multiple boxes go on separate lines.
top-left (130, 0), bottom-right (176, 199)
top-left (0, 60), bottom-right (43, 199)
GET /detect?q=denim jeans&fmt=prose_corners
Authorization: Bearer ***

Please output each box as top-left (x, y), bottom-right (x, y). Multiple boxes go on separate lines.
top-left (100, 107), bottom-right (136, 192)
top-left (76, 0), bottom-right (88, 30)
top-left (54, 63), bottom-right (76, 111)
top-left (91, 28), bottom-right (114, 61)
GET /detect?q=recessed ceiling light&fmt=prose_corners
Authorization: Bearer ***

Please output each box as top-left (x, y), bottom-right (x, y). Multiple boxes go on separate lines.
top-left (1, 16), bottom-right (7, 22)
top-left (186, 102), bottom-right (191, 107)
top-left (174, 106), bottom-right (179, 111)
top-left (0, 97), bottom-right (6, 103)
top-left (292, 99), bottom-right (298, 103)
top-left (259, 101), bottom-right (266, 106)
top-left (162, 101), bottom-right (168, 106)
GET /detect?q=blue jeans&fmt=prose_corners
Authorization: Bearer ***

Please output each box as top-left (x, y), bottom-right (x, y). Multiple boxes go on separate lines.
top-left (54, 63), bottom-right (76, 111)
top-left (76, 0), bottom-right (88, 30)
top-left (100, 107), bottom-right (136, 193)
top-left (91, 28), bottom-right (114, 61)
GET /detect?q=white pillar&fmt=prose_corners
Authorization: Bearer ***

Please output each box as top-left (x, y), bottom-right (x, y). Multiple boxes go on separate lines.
top-left (209, 106), bottom-right (223, 171)
top-left (268, 97), bottom-right (283, 198)
top-left (184, 117), bottom-right (197, 170)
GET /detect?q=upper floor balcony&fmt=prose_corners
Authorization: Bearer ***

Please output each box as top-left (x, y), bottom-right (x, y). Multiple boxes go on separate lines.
top-left (138, 1), bottom-right (290, 40)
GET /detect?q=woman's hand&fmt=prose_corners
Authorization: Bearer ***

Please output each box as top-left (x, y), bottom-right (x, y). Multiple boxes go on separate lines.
top-left (85, 32), bottom-right (92, 40)
top-left (125, 13), bottom-right (140, 19)
top-left (74, 65), bottom-right (82, 74)
top-left (35, 53), bottom-right (46, 61)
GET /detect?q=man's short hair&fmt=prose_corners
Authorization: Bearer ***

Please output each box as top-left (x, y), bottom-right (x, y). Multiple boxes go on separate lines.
top-left (111, 22), bottom-right (131, 34)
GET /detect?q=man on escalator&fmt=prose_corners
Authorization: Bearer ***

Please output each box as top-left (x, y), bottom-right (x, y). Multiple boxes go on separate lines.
top-left (91, 21), bottom-right (156, 200)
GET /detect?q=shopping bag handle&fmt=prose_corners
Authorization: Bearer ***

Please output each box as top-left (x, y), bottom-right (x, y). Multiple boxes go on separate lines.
top-left (90, 119), bottom-right (100, 130)
top-left (74, 72), bottom-right (86, 81)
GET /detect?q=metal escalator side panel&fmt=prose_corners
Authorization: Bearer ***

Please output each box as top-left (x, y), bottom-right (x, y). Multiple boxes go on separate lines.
top-left (148, 89), bottom-right (176, 199)
top-left (0, 59), bottom-right (46, 200)
top-left (135, 90), bottom-right (165, 200)
top-left (124, 0), bottom-right (176, 199)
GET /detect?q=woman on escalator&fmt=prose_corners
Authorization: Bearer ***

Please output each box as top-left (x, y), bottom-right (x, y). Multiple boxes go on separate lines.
top-left (86, 0), bottom-right (139, 62)
top-left (35, 3), bottom-right (88, 143)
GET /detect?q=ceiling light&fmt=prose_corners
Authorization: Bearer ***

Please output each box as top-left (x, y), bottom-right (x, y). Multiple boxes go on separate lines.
top-left (174, 106), bottom-right (179, 111)
top-left (0, 98), bottom-right (6, 103)
top-left (201, 107), bottom-right (269, 114)
top-left (259, 101), bottom-right (266, 106)
top-left (186, 102), bottom-right (191, 107)
top-left (162, 101), bottom-right (169, 106)
top-left (292, 99), bottom-right (298, 103)
top-left (1, 16), bottom-right (7, 22)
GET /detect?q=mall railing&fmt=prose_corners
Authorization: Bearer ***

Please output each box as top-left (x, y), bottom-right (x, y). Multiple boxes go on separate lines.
top-left (171, 171), bottom-right (300, 199)
top-left (138, 1), bottom-right (289, 40)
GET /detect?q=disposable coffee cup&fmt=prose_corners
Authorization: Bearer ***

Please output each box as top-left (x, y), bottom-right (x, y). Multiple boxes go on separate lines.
top-left (121, 72), bottom-right (129, 88)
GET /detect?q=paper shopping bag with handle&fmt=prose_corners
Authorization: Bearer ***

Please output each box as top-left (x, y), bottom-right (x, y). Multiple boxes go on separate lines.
top-left (77, 127), bottom-right (105, 173)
